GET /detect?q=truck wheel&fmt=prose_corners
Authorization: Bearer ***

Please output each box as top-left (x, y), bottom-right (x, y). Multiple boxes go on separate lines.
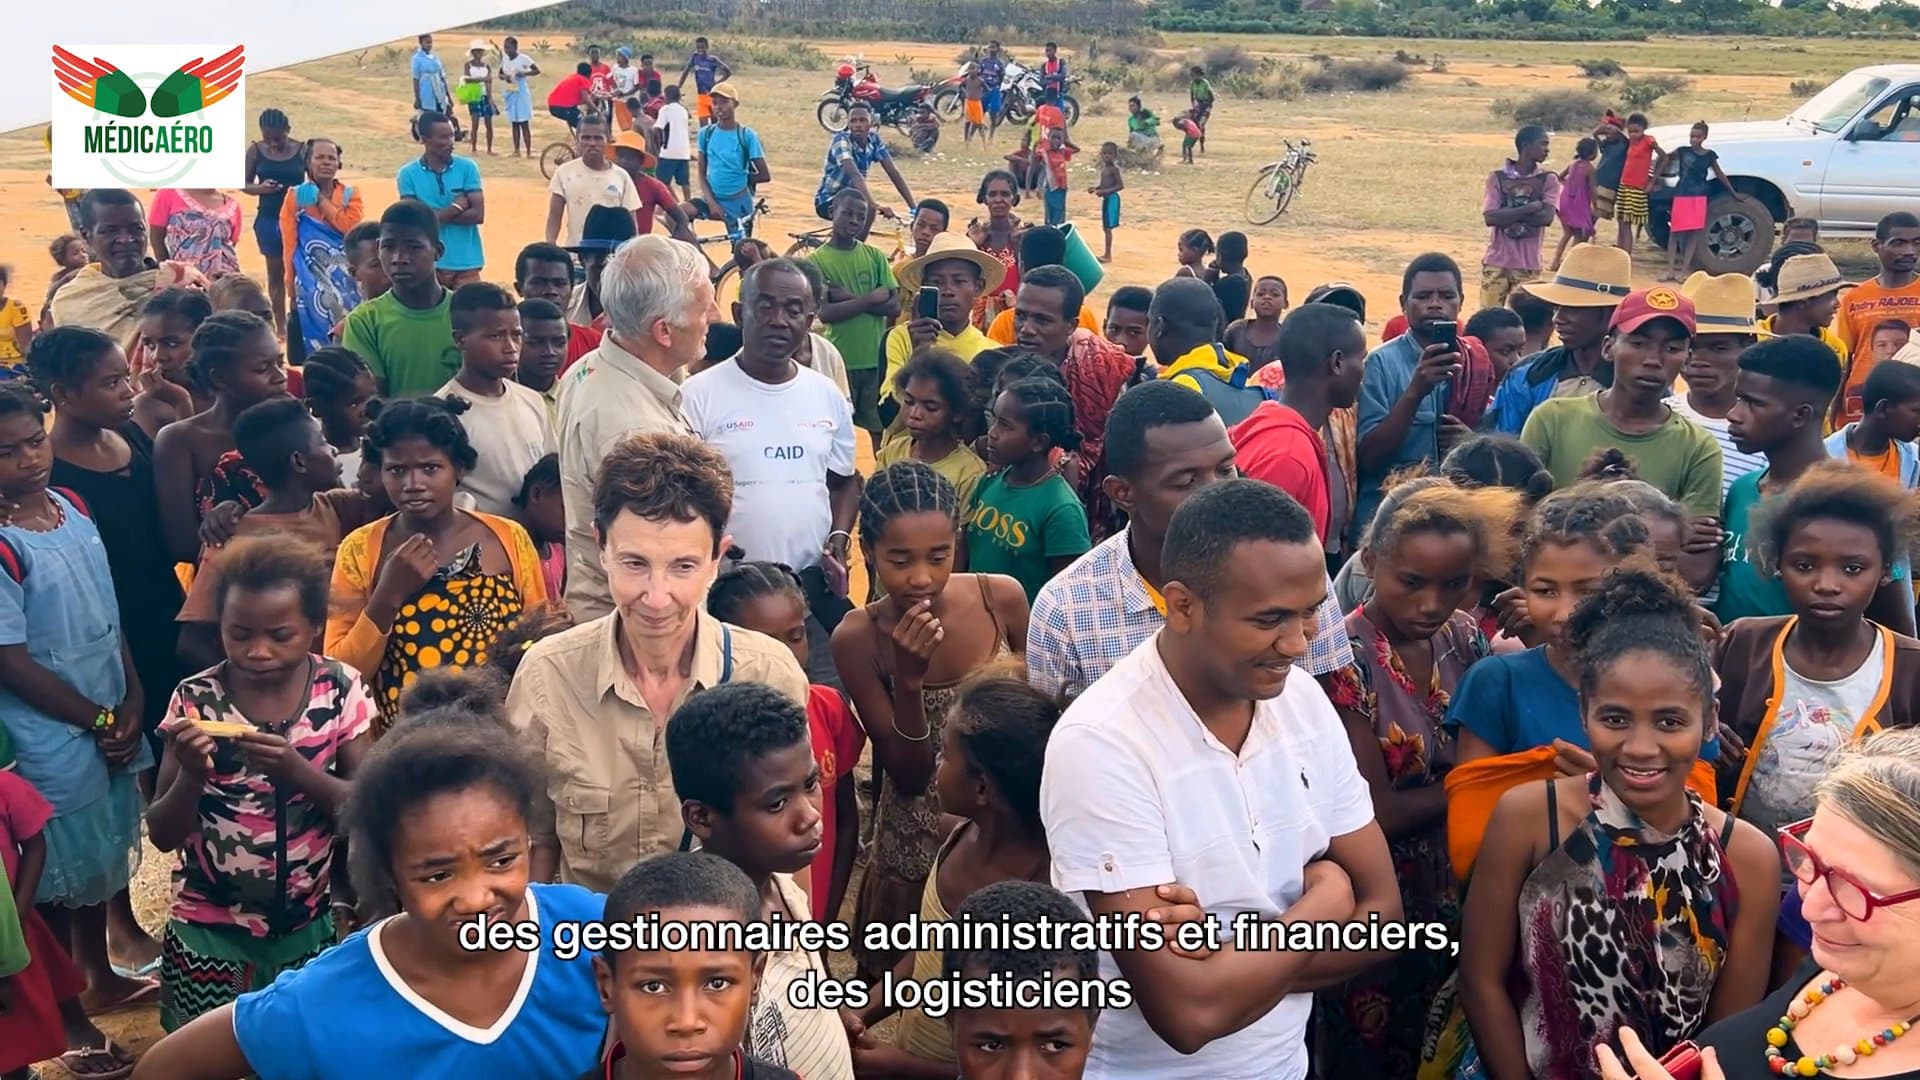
top-left (1696, 194), bottom-right (1774, 275)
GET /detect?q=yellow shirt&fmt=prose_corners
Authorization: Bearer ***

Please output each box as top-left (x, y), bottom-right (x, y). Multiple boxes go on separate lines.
top-left (882, 322), bottom-right (996, 406)
top-left (876, 431), bottom-right (988, 513)
top-left (0, 299), bottom-right (30, 364)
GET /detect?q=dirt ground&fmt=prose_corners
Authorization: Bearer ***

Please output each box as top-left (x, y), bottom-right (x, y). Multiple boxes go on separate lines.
top-left (0, 26), bottom-right (1879, 1076)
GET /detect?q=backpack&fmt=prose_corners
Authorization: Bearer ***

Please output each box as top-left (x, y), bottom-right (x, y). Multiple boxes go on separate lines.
top-left (698, 124), bottom-right (757, 195)
top-left (0, 488), bottom-right (92, 585)
top-left (1183, 347), bottom-right (1274, 427)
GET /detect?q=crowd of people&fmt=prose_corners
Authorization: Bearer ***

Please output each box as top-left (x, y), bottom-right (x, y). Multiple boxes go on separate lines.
top-left (8, 31), bottom-right (1920, 1080)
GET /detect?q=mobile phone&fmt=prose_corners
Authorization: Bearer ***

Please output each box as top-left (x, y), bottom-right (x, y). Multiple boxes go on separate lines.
top-left (1426, 320), bottom-right (1459, 351)
top-left (1653, 1041), bottom-right (1703, 1080)
top-left (917, 285), bottom-right (940, 321)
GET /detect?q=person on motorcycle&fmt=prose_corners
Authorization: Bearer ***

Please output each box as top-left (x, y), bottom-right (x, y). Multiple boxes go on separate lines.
top-left (813, 102), bottom-right (917, 222)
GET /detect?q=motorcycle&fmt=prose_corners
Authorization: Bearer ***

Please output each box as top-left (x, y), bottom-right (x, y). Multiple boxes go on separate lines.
top-left (816, 61), bottom-right (936, 133)
top-left (929, 56), bottom-right (1082, 128)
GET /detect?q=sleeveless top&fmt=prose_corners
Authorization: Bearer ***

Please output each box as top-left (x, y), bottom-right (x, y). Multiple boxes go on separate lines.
top-left (253, 144), bottom-right (308, 219)
top-left (1516, 775), bottom-right (1740, 1080)
top-left (868, 576), bottom-right (1011, 885)
top-left (890, 825), bottom-right (966, 1063)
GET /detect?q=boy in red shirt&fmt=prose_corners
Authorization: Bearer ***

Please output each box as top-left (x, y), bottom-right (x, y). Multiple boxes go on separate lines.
top-left (546, 62), bottom-right (593, 131)
top-left (1229, 303), bottom-right (1369, 544)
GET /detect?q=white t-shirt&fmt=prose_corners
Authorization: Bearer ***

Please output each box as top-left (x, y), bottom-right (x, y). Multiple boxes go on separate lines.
top-left (548, 159), bottom-right (641, 247)
top-left (1743, 631), bottom-right (1887, 841)
top-left (499, 53), bottom-right (536, 94)
top-left (1040, 634), bottom-right (1375, 1080)
top-left (438, 377), bottom-right (556, 516)
top-left (681, 360), bottom-right (856, 571)
top-left (611, 64), bottom-right (640, 97)
top-left (654, 102), bottom-right (692, 159)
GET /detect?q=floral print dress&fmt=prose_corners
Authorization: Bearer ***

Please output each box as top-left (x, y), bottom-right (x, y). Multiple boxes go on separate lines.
top-left (1316, 608), bottom-right (1488, 1077)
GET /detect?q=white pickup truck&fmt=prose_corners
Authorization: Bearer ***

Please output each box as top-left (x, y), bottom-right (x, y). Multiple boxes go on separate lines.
top-left (1645, 64), bottom-right (1920, 273)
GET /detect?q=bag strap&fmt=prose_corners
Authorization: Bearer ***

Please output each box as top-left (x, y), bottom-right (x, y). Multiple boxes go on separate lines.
top-left (677, 624), bottom-right (737, 855)
top-left (0, 536), bottom-right (23, 586)
top-left (52, 487), bottom-right (91, 519)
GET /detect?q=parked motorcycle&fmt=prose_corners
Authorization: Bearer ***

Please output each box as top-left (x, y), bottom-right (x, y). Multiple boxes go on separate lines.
top-left (817, 62), bottom-right (936, 133)
top-left (930, 57), bottom-right (1081, 127)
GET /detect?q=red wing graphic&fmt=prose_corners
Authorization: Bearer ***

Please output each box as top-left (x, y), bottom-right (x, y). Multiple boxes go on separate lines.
top-left (178, 45), bottom-right (245, 110)
top-left (52, 46), bottom-right (119, 111)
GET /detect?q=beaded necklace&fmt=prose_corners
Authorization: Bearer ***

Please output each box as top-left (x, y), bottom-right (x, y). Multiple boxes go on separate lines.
top-left (1765, 975), bottom-right (1920, 1076)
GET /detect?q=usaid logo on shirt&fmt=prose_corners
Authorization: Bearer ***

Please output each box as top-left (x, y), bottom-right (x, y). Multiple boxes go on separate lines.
top-left (720, 418), bottom-right (757, 434)
top-left (51, 45), bottom-right (247, 188)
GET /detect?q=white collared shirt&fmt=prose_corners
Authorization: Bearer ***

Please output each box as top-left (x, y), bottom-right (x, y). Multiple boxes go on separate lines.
top-left (1040, 633), bottom-right (1375, 1080)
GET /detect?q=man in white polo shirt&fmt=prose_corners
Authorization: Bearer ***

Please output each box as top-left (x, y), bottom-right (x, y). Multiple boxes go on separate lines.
top-left (1040, 478), bottom-right (1400, 1079)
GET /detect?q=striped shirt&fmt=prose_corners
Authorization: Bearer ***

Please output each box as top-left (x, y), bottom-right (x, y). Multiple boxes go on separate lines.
top-left (1028, 527), bottom-right (1355, 701)
top-left (1666, 395), bottom-right (1766, 500)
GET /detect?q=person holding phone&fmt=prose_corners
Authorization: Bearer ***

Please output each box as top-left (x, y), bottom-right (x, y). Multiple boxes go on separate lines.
top-left (1356, 253), bottom-right (1471, 535)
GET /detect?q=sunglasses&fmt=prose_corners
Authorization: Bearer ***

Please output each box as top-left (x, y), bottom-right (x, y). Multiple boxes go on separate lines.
top-left (1780, 817), bottom-right (1920, 922)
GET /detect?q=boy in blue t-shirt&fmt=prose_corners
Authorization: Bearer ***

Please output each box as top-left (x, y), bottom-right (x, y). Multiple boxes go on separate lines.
top-left (582, 853), bottom-right (798, 1080)
top-left (694, 84), bottom-right (769, 238)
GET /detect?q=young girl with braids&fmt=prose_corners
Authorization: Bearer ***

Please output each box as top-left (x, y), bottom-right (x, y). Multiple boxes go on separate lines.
top-left (878, 348), bottom-right (988, 515)
top-left (830, 461), bottom-right (1027, 984)
top-left (152, 310), bottom-right (288, 565)
top-left (1316, 475), bottom-right (1521, 1076)
top-left (325, 396), bottom-right (548, 725)
top-left (300, 346), bottom-right (376, 479)
top-left (1459, 566), bottom-right (1779, 1080)
top-left (708, 561), bottom-right (866, 921)
top-left (851, 673), bottom-right (1059, 1076)
top-left (132, 287), bottom-right (215, 438)
top-left (963, 376), bottom-right (1091, 602)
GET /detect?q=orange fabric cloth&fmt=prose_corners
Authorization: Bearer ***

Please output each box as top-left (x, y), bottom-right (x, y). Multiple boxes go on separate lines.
top-left (985, 304), bottom-right (1099, 346)
top-left (1444, 748), bottom-right (1718, 878)
top-left (279, 181), bottom-right (366, 292)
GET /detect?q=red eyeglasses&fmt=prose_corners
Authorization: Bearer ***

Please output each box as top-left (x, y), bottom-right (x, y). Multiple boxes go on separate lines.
top-left (1779, 818), bottom-right (1920, 922)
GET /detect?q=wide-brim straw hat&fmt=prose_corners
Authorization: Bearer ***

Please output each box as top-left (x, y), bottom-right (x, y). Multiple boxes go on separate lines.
top-left (1522, 243), bottom-right (1634, 308)
top-left (1768, 253), bottom-right (1849, 307)
top-left (896, 233), bottom-right (1007, 295)
top-left (611, 130), bottom-right (656, 168)
top-left (1681, 271), bottom-right (1762, 334)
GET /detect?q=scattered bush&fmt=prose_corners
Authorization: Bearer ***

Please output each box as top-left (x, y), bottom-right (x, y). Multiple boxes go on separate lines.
top-left (1790, 78), bottom-right (1823, 97)
top-left (910, 67), bottom-right (940, 85)
top-left (1429, 56), bottom-right (1450, 73)
top-left (1099, 40), bottom-right (1159, 67)
top-left (380, 45), bottom-right (404, 65)
top-left (1496, 88), bottom-right (1612, 131)
top-left (532, 39), bottom-right (553, 54)
top-left (1302, 58), bottom-right (1409, 93)
top-left (1393, 48), bottom-right (1427, 65)
top-left (1197, 44), bottom-right (1258, 76)
top-left (1611, 73), bottom-right (1691, 110)
top-left (1576, 58), bottom-right (1626, 78)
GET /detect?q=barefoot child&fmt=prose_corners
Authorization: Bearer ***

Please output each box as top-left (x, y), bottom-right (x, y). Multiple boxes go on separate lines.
top-left (664, 682), bottom-right (855, 1080)
top-left (132, 713), bottom-right (609, 1078)
top-left (148, 536), bottom-right (375, 1030)
top-left (707, 562), bottom-right (867, 922)
top-left (1089, 142), bottom-right (1123, 264)
top-left (1551, 136), bottom-right (1597, 272)
top-left (586, 852), bottom-right (801, 1080)
top-left (1664, 122), bottom-right (1731, 282)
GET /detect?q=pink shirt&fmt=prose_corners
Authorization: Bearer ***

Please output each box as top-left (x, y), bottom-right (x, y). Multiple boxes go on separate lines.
top-left (0, 771), bottom-right (53, 884)
top-left (1482, 163), bottom-right (1561, 274)
top-left (149, 189), bottom-right (244, 278)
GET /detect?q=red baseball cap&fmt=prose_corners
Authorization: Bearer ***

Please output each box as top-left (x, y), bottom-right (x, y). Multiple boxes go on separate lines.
top-left (1609, 285), bottom-right (1697, 336)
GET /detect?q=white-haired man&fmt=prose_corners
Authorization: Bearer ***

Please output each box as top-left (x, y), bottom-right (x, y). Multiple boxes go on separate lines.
top-left (557, 233), bottom-right (717, 620)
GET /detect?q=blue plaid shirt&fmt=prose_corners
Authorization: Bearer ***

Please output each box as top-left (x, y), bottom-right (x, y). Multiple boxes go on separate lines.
top-left (815, 130), bottom-right (893, 207)
top-left (1028, 528), bottom-right (1354, 701)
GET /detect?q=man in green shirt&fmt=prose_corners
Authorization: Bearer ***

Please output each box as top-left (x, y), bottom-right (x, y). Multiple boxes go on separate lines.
top-left (808, 189), bottom-right (899, 450)
top-left (341, 199), bottom-right (463, 398)
top-left (1520, 286), bottom-right (1724, 519)
top-left (1716, 335), bottom-right (1916, 633)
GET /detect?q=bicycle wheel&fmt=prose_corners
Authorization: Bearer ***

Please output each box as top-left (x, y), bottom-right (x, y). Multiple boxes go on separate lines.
top-left (1244, 165), bottom-right (1288, 226)
top-left (1274, 163), bottom-right (1306, 216)
top-left (784, 235), bottom-right (825, 258)
top-left (713, 258), bottom-right (743, 314)
top-left (540, 142), bottom-right (575, 181)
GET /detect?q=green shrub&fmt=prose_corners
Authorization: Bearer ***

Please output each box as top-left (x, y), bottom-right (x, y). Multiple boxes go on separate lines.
top-left (1496, 88), bottom-right (1612, 131)
top-left (1576, 58), bottom-right (1626, 78)
top-left (1611, 73), bottom-right (1690, 110)
top-left (1393, 48), bottom-right (1427, 65)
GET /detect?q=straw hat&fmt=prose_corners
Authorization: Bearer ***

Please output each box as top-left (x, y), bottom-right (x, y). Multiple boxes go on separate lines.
top-left (468, 39), bottom-right (489, 54)
top-left (1680, 272), bottom-right (1761, 334)
top-left (611, 130), bottom-right (656, 168)
top-left (1522, 244), bottom-right (1634, 308)
top-left (896, 233), bottom-right (1008, 294)
top-left (708, 81), bottom-right (741, 103)
top-left (1769, 253), bottom-right (1848, 306)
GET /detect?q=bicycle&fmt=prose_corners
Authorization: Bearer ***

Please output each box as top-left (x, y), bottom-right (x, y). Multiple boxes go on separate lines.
top-left (697, 201), bottom-right (911, 312)
top-left (1245, 139), bottom-right (1318, 226)
top-left (539, 102), bottom-right (612, 180)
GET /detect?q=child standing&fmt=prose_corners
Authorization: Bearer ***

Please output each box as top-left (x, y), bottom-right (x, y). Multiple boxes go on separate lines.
top-left (148, 536), bottom-right (375, 1030)
top-left (1188, 65), bottom-right (1214, 150)
top-left (858, 674), bottom-right (1059, 1075)
top-left (340, 200), bottom-right (463, 399)
top-left (1035, 127), bottom-right (1077, 229)
top-left (707, 561), bottom-right (867, 923)
top-left (963, 67), bottom-right (987, 147)
top-left (1459, 567), bottom-right (1778, 1079)
top-left (299, 346), bottom-right (376, 477)
top-left (437, 284), bottom-right (554, 517)
top-left (0, 384), bottom-right (153, 1015)
top-left (133, 715), bottom-right (609, 1078)
top-left (1664, 122), bottom-right (1731, 282)
top-left (1174, 228), bottom-right (1213, 279)
top-left (1232, 276), bottom-right (1292, 386)
top-left (966, 378), bottom-right (1093, 601)
top-left (878, 349), bottom-right (988, 514)
top-left (831, 463), bottom-right (1026, 984)
top-left (0, 731), bottom-right (139, 1079)
top-left (587, 853), bottom-right (801, 1080)
top-left (1616, 112), bottom-right (1662, 250)
top-left (1316, 477), bottom-right (1518, 1075)
top-left (1714, 463), bottom-right (1920, 982)
top-left (663, 682), bottom-right (855, 1080)
top-left (0, 266), bottom-right (32, 374)
top-left (511, 454), bottom-right (566, 602)
top-left (1590, 121), bottom-right (1628, 243)
top-left (1551, 136), bottom-right (1598, 272)
top-left (1090, 142), bottom-right (1123, 264)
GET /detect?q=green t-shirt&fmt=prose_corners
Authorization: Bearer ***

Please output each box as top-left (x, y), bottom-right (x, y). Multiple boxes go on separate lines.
top-left (1520, 394), bottom-right (1725, 518)
top-left (964, 471), bottom-right (1092, 602)
top-left (0, 852), bottom-right (25, 978)
top-left (341, 290), bottom-right (464, 399)
top-left (808, 242), bottom-right (897, 373)
top-left (1714, 468), bottom-right (1911, 623)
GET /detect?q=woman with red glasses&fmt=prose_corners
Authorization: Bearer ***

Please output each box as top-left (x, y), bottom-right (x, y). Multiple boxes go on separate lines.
top-left (1603, 728), bottom-right (1920, 1080)
top-left (1459, 565), bottom-right (1780, 1080)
